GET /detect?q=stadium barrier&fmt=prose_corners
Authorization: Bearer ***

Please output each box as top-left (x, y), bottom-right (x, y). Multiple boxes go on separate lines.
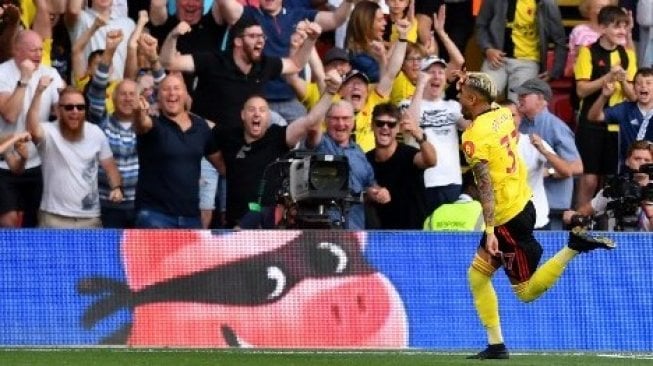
top-left (0, 229), bottom-right (650, 351)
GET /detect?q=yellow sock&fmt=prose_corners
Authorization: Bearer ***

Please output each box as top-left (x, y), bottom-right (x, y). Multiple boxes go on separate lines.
top-left (514, 247), bottom-right (576, 302)
top-left (468, 259), bottom-right (503, 345)
top-left (554, 246), bottom-right (578, 265)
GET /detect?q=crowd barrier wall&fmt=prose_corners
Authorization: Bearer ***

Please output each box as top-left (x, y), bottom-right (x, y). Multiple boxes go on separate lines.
top-left (0, 229), bottom-right (650, 351)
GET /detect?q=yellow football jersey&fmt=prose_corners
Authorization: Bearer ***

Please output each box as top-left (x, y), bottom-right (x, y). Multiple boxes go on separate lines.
top-left (509, 0), bottom-right (539, 61)
top-left (461, 107), bottom-right (532, 225)
top-left (390, 71), bottom-right (416, 106)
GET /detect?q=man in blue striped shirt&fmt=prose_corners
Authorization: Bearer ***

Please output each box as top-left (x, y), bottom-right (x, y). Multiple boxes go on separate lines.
top-left (86, 31), bottom-right (165, 228)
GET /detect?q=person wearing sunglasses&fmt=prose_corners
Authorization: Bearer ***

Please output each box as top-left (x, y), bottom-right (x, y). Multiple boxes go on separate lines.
top-left (26, 82), bottom-right (123, 228)
top-left (365, 103), bottom-right (436, 229)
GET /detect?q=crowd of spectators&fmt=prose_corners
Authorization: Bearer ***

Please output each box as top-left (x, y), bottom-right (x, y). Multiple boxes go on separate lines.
top-left (0, 0), bottom-right (652, 231)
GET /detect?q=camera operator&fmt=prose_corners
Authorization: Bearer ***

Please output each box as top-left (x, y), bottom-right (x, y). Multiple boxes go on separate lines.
top-left (308, 100), bottom-right (391, 230)
top-left (564, 140), bottom-right (653, 231)
top-left (212, 70), bottom-right (343, 228)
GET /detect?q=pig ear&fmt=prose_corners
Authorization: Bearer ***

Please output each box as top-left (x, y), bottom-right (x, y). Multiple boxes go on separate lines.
top-left (121, 230), bottom-right (305, 292)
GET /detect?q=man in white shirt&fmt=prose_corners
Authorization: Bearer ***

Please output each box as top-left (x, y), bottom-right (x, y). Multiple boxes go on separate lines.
top-left (402, 56), bottom-right (466, 213)
top-left (0, 30), bottom-right (65, 227)
top-left (27, 82), bottom-right (123, 228)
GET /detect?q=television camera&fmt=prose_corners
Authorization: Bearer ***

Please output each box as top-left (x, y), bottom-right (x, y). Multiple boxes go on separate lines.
top-left (570, 163), bottom-right (653, 231)
top-left (252, 151), bottom-right (356, 229)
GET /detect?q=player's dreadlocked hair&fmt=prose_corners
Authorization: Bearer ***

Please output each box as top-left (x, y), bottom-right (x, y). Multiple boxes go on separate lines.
top-left (463, 72), bottom-right (498, 104)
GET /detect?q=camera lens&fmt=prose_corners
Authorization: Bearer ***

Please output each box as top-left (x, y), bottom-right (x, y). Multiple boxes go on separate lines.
top-left (310, 163), bottom-right (347, 191)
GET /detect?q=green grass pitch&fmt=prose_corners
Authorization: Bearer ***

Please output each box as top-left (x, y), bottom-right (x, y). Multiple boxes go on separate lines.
top-left (1, 349), bottom-right (653, 366)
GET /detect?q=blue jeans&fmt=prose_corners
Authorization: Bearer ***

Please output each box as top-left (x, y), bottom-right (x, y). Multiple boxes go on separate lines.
top-left (199, 159), bottom-right (218, 210)
top-left (135, 208), bottom-right (202, 229)
top-left (345, 203), bottom-right (365, 230)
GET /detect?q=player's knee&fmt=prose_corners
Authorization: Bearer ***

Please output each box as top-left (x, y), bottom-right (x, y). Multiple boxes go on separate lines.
top-left (516, 291), bottom-right (537, 303)
top-left (513, 282), bottom-right (537, 303)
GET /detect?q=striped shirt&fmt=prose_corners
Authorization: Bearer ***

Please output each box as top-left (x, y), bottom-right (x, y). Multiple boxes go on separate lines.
top-left (86, 63), bottom-right (164, 204)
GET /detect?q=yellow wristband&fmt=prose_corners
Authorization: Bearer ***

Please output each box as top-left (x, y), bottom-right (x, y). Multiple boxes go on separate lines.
top-left (485, 226), bottom-right (494, 235)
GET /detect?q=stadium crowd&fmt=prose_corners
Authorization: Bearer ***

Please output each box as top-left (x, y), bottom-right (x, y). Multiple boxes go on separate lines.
top-left (0, 0), bottom-right (652, 231)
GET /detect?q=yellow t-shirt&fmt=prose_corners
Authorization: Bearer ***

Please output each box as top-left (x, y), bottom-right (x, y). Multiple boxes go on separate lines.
top-left (390, 71), bottom-right (416, 106)
top-left (41, 38), bottom-right (52, 66)
top-left (509, 0), bottom-right (539, 62)
top-left (574, 45), bottom-right (637, 108)
top-left (461, 107), bottom-right (531, 225)
top-left (354, 89), bottom-right (390, 152)
top-left (74, 75), bottom-right (117, 115)
top-left (390, 18), bottom-right (418, 43)
top-left (20, 0), bottom-right (36, 29)
top-left (301, 82), bottom-right (321, 111)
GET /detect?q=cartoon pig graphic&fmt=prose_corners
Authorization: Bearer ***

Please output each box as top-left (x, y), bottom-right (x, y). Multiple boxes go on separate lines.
top-left (79, 230), bottom-right (408, 348)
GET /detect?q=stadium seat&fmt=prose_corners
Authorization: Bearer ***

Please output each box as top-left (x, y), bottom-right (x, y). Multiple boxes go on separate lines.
top-left (544, 50), bottom-right (576, 130)
top-left (546, 50), bottom-right (574, 91)
top-left (548, 93), bottom-right (576, 131)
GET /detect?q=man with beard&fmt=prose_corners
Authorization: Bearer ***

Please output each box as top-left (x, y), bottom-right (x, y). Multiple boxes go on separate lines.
top-left (402, 57), bottom-right (467, 213)
top-left (218, 0), bottom-right (353, 122)
top-left (458, 72), bottom-right (614, 360)
top-left (0, 30), bottom-right (65, 228)
top-left (211, 69), bottom-right (343, 228)
top-left (365, 103), bottom-right (436, 229)
top-left (160, 15), bottom-right (321, 128)
top-left (26, 82), bottom-right (123, 228)
top-left (131, 73), bottom-right (222, 229)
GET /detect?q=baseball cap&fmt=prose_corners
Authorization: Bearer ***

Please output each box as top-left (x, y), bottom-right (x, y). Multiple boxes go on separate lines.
top-left (512, 78), bottom-right (553, 101)
top-left (343, 69), bottom-right (370, 84)
top-left (420, 56), bottom-right (447, 71)
top-left (323, 47), bottom-right (350, 65)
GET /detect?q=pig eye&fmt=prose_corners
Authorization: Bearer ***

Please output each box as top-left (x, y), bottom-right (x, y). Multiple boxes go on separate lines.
top-left (311, 242), bottom-right (348, 275)
top-left (266, 265), bottom-right (287, 300)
